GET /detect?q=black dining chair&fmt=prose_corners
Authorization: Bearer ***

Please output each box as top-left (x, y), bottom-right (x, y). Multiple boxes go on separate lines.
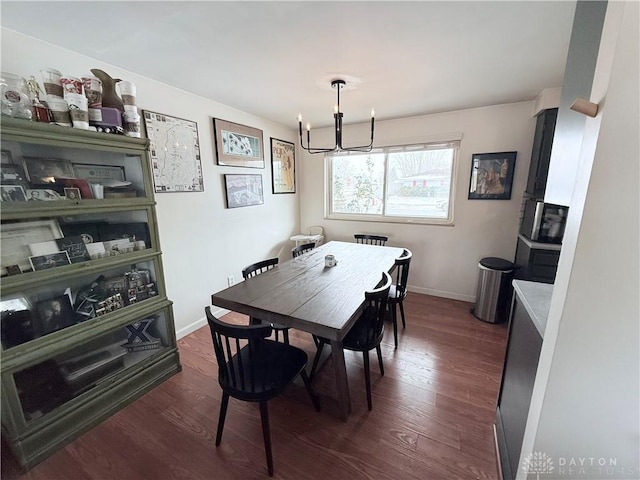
top-left (388, 249), bottom-right (412, 349)
top-left (205, 307), bottom-right (320, 477)
top-left (354, 234), bottom-right (388, 246)
top-left (242, 258), bottom-right (291, 344)
top-left (309, 271), bottom-right (391, 411)
top-left (291, 242), bottom-right (316, 258)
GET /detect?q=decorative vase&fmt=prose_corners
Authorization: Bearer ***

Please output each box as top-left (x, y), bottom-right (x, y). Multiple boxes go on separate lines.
top-left (90, 69), bottom-right (124, 112)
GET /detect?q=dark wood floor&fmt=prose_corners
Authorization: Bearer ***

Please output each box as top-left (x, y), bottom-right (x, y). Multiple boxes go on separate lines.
top-left (2, 293), bottom-right (508, 479)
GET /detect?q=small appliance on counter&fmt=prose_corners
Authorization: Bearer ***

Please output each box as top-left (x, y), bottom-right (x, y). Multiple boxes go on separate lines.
top-left (520, 199), bottom-right (568, 244)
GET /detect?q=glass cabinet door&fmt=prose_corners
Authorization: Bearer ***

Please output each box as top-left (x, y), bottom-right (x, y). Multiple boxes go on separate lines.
top-left (1, 132), bottom-right (151, 202)
top-left (10, 309), bottom-right (174, 423)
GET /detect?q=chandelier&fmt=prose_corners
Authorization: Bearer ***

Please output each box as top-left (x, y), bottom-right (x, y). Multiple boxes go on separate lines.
top-left (298, 79), bottom-right (375, 154)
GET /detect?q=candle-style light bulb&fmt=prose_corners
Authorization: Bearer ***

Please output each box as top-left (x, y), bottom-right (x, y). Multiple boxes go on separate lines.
top-left (297, 113), bottom-right (302, 123)
top-left (371, 108), bottom-right (375, 118)
top-left (306, 123), bottom-right (311, 131)
top-left (334, 105), bottom-right (339, 114)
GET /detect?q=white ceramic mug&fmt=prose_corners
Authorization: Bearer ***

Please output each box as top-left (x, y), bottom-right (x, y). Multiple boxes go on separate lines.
top-left (65, 93), bottom-right (89, 129)
top-left (47, 97), bottom-right (72, 126)
top-left (325, 254), bottom-right (337, 267)
top-left (117, 80), bottom-right (136, 106)
top-left (40, 68), bottom-right (63, 99)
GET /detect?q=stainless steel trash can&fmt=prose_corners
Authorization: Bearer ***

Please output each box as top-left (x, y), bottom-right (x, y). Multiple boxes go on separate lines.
top-left (472, 257), bottom-right (514, 323)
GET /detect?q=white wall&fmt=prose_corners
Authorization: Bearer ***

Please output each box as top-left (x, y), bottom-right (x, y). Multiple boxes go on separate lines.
top-left (519, 1), bottom-right (640, 477)
top-left (1, 29), bottom-right (300, 338)
top-left (299, 102), bottom-right (537, 301)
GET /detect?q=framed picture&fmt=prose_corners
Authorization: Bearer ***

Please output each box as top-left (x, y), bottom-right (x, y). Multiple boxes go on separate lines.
top-left (213, 118), bottom-right (264, 168)
top-left (27, 189), bottom-right (62, 201)
top-left (1, 164), bottom-right (26, 185)
top-left (56, 236), bottom-right (91, 264)
top-left (72, 164), bottom-right (126, 184)
top-left (1, 219), bottom-right (63, 274)
top-left (29, 251), bottom-right (71, 272)
top-left (64, 187), bottom-right (81, 200)
top-left (468, 151), bottom-right (517, 200)
top-left (22, 157), bottom-right (75, 183)
top-left (270, 138), bottom-right (296, 194)
top-left (34, 295), bottom-right (75, 335)
top-left (143, 110), bottom-right (204, 192)
top-left (224, 174), bottom-right (264, 208)
top-left (1, 150), bottom-right (13, 165)
top-left (1, 185), bottom-right (27, 202)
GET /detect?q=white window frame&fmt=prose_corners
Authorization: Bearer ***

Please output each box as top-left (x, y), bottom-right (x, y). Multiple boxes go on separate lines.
top-left (325, 138), bottom-right (460, 226)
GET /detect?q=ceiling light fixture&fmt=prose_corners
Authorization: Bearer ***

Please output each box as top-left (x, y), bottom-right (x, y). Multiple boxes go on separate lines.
top-left (297, 79), bottom-right (375, 154)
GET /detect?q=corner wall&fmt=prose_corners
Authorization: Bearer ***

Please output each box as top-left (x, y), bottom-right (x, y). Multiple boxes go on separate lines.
top-left (299, 102), bottom-right (537, 301)
top-left (1, 28), bottom-right (300, 338)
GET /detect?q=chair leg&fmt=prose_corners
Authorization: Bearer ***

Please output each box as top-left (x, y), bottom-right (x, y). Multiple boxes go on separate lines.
top-left (376, 345), bottom-right (384, 376)
top-left (300, 369), bottom-right (321, 411)
top-left (391, 303), bottom-right (399, 349)
top-left (363, 351), bottom-right (372, 411)
top-left (259, 401), bottom-right (274, 476)
top-left (309, 340), bottom-right (325, 381)
top-left (274, 329), bottom-right (280, 343)
top-left (216, 392), bottom-right (229, 446)
top-left (399, 299), bottom-right (407, 329)
top-left (283, 329), bottom-right (290, 345)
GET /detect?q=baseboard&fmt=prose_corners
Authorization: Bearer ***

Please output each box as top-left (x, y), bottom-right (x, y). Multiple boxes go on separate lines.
top-left (408, 285), bottom-right (475, 303)
top-left (176, 306), bottom-right (229, 340)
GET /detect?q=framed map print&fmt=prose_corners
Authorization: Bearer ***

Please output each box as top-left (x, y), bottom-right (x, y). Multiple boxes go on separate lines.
top-left (270, 138), bottom-right (295, 194)
top-left (142, 111), bottom-right (204, 193)
top-left (213, 118), bottom-right (264, 168)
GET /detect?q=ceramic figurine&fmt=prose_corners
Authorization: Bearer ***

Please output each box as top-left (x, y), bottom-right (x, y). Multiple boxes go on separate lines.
top-left (90, 68), bottom-right (123, 112)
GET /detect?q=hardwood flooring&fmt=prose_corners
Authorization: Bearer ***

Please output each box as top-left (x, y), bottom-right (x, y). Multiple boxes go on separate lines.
top-left (2, 293), bottom-right (508, 479)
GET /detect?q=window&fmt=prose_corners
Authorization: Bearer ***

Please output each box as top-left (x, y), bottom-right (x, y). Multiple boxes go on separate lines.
top-left (326, 140), bottom-right (459, 224)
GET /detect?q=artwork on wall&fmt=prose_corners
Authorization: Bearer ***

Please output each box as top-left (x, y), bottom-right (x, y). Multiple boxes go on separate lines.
top-left (468, 151), bottom-right (517, 200)
top-left (270, 138), bottom-right (295, 194)
top-left (142, 110), bottom-right (204, 193)
top-left (213, 118), bottom-right (264, 168)
top-left (223, 174), bottom-right (264, 208)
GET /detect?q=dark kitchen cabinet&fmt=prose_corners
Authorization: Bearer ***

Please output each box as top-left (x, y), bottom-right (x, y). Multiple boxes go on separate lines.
top-left (526, 108), bottom-right (557, 198)
top-left (514, 235), bottom-right (560, 284)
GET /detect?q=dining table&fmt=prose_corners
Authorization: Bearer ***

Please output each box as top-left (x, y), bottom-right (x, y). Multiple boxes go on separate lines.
top-left (210, 240), bottom-right (404, 420)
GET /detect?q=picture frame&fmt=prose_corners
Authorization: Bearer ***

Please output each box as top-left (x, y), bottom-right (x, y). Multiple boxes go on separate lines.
top-left (143, 110), bottom-right (204, 193)
top-left (72, 164), bottom-right (126, 184)
top-left (468, 151), bottom-right (517, 200)
top-left (213, 118), bottom-right (264, 168)
top-left (34, 295), bottom-right (75, 335)
top-left (1, 219), bottom-right (63, 274)
top-left (223, 174), bottom-right (264, 208)
top-left (1, 185), bottom-right (27, 202)
top-left (22, 157), bottom-right (75, 183)
top-left (1, 150), bottom-right (13, 165)
top-left (1, 163), bottom-right (26, 185)
top-left (26, 189), bottom-right (62, 201)
top-left (270, 138), bottom-right (296, 194)
top-left (56, 235), bottom-right (91, 264)
top-left (64, 187), bottom-right (81, 200)
top-left (29, 251), bottom-right (71, 272)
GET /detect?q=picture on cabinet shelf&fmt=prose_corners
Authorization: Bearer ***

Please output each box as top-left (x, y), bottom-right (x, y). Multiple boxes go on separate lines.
top-left (35, 295), bottom-right (76, 335)
top-left (64, 187), bottom-right (81, 200)
top-left (22, 156), bottom-right (75, 184)
top-left (26, 189), bottom-right (62, 201)
top-left (29, 251), bottom-right (71, 271)
top-left (56, 236), bottom-right (91, 264)
top-left (0, 295), bottom-right (35, 348)
top-left (468, 151), bottom-right (517, 200)
top-left (1, 163), bottom-right (27, 185)
top-left (0, 184), bottom-right (27, 202)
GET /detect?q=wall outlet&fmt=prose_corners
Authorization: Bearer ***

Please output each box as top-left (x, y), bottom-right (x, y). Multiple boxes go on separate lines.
top-left (227, 275), bottom-right (234, 287)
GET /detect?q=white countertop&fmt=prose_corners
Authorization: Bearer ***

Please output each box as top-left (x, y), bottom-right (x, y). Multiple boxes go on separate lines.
top-left (512, 280), bottom-right (554, 337)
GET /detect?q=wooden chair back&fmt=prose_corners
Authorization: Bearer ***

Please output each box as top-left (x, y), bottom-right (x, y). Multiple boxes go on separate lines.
top-left (393, 249), bottom-right (413, 298)
top-left (292, 242), bottom-right (316, 258)
top-left (354, 234), bottom-right (388, 246)
top-left (242, 257), bottom-right (278, 279)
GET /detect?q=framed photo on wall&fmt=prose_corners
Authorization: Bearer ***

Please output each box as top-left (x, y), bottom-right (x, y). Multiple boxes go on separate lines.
top-left (223, 174), bottom-right (264, 208)
top-left (468, 151), bottom-right (517, 200)
top-left (213, 118), bottom-right (264, 168)
top-left (270, 138), bottom-right (295, 194)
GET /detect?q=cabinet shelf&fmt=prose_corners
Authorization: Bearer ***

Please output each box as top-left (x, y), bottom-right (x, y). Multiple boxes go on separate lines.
top-left (1, 117), bottom-right (180, 470)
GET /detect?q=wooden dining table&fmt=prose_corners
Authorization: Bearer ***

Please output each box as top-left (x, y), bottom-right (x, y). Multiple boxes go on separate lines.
top-left (210, 240), bottom-right (404, 420)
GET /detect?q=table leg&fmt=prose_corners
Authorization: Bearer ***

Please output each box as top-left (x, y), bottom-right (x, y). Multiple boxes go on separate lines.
top-left (330, 339), bottom-right (351, 421)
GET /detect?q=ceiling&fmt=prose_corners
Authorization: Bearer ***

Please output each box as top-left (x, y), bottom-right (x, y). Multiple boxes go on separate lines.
top-left (1, 1), bottom-right (577, 129)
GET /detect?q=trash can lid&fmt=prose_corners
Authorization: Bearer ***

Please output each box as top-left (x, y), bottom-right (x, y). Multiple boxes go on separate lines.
top-left (480, 257), bottom-right (514, 271)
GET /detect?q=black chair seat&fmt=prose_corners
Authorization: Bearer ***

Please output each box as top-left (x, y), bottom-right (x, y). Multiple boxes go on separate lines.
top-left (221, 339), bottom-right (308, 401)
top-left (342, 306), bottom-right (383, 351)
